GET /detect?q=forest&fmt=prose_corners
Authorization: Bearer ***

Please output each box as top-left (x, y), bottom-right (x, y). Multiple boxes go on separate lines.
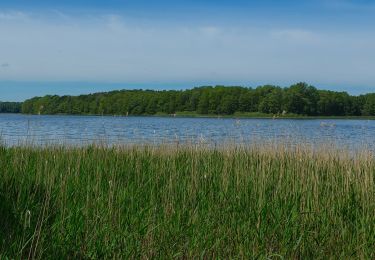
top-left (20, 83), bottom-right (375, 116)
top-left (0, 102), bottom-right (22, 113)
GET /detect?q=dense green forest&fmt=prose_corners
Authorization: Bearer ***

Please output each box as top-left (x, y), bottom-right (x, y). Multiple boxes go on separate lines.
top-left (0, 102), bottom-right (22, 113)
top-left (21, 83), bottom-right (375, 116)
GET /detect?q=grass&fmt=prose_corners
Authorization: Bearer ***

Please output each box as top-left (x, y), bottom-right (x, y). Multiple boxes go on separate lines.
top-left (0, 143), bottom-right (374, 258)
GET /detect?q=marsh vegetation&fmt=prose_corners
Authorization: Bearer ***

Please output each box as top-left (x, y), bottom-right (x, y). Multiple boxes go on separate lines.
top-left (0, 143), bottom-right (374, 258)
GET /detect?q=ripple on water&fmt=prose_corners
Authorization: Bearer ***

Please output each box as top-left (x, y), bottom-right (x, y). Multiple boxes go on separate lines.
top-left (0, 114), bottom-right (374, 151)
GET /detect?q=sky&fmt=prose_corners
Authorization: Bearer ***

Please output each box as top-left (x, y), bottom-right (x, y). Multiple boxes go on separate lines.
top-left (1, 0), bottom-right (375, 101)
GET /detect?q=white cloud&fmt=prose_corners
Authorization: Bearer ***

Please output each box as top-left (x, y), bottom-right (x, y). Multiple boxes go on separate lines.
top-left (0, 11), bottom-right (375, 87)
top-left (0, 11), bottom-right (29, 21)
top-left (321, 0), bottom-right (375, 11)
top-left (198, 26), bottom-right (222, 37)
top-left (270, 29), bottom-right (321, 44)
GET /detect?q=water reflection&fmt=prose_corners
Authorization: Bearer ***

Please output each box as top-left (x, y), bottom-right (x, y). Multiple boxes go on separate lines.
top-left (0, 114), bottom-right (373, 151)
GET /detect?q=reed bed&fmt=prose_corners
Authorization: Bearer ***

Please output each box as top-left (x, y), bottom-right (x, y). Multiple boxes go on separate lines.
top-left (0, 143), bottom-right (374, 259)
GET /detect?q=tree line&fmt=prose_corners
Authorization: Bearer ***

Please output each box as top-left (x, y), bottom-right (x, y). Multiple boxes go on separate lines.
top-left (0, 102), bottom-right (22, 113)
top-left (20, 83), bottom-right (375, 116)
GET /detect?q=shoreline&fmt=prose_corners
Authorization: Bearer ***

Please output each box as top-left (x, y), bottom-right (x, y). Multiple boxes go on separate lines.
top-left (3, 112), bottom-right (375, 120)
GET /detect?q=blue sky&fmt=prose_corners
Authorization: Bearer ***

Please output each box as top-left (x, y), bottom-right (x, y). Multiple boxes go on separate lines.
top-left (1, 0), bottom-right (375, 101)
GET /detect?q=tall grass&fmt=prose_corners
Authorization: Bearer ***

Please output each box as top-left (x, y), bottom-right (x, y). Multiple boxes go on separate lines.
top-left (0, 144), bottom-right (374, 258)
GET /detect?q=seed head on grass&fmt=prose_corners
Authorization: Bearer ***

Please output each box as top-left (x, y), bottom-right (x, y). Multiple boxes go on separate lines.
top-left (0, 142), bottom-right (374, 259)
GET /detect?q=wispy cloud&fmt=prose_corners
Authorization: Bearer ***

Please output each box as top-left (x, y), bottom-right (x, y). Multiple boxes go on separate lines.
top-left (0, 11), bottom-right (374, 88)
top-left (321, 0), bottom-right (375, 10)
top-left (0, 11), bottom-right (28, 21)
top-left (270, 29), bottom-right (321, 44)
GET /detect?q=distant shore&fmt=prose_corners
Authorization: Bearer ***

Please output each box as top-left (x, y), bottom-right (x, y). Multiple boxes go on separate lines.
top-left (169, 112), bottom-right (375, 120)
top-left (7, 111), bottom-right (375, 120)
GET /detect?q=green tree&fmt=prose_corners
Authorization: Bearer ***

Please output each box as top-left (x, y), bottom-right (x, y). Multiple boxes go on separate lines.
top-left (197, 92), bottom-right (210, 114)
top-left (362, 94), bottom-right (375, 116)
top-left (259, 88), bottom-right (283, 114)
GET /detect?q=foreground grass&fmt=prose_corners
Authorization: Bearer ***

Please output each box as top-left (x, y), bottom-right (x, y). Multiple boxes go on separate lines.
top-left (0, 144), bottom-right (374, 258)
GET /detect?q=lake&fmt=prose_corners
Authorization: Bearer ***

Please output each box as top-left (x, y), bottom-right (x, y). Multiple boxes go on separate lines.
top-left (0, 114), bottom-right (374, 150)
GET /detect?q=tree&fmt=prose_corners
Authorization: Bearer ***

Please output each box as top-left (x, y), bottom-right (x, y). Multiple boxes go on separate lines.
top-left (197, 92), bottom-right (209, 114)
top-left (239, 90), bottom-right (256, 112)
top-left (18, 83), bottom-right (370, 117)
top-left (284, 83), bottom-right (319, 115)
top-left (362, 94), bottom-right (375, 116)
top-left (259, 88), bottom-right (283, 114)
top-left (219, 95), bottom-right (238, 114)
top-left (0, 102), bottom-right (22, 113)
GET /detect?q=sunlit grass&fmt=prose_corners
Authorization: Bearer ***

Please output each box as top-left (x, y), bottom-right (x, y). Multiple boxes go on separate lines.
top-left (0, 144), bottom-right (374, 258)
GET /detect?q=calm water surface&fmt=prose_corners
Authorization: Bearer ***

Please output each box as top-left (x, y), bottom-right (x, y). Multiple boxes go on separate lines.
top-left (0, 114), bottom-right (374, 150)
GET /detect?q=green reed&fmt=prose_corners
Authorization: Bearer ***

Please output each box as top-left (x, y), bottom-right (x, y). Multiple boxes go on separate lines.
top-left (0, 144), bottom-right (374, 259)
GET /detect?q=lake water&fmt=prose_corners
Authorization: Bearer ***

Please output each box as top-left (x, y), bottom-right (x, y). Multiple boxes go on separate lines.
top-left (0, 114), bottom-right (374, 150)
